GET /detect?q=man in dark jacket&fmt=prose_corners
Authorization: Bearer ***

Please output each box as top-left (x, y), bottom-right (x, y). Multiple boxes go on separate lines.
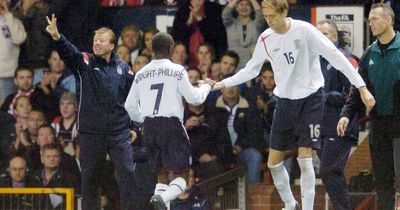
top-left (337, 3), bottom-right (400, 210)
top-left (46, 15), bottom-right (135, 210)
top-left (317, 19), bottom-right (360, 210)
top-left (0, 156), bottom-right (33, 209)
top-left (31, 143), bottom-right (79, 209)
top-left (214, 78), bottom-right (264, 184)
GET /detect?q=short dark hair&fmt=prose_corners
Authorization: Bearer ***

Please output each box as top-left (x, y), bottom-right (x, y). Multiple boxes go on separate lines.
top-left (41, 143), bottom-right (61, 155)
top-left (152, 32), bottom-right (174, 57)
top-left (14, 66), bottom-right (33, 78)
top-left (38, 124), bottom-right (56, 138)
top-left (221, 50), bottom-right (240, 67)
top-left (187, 66), bottom-right (202, 78)
top-left (260, 61), bottom-right (273, 74)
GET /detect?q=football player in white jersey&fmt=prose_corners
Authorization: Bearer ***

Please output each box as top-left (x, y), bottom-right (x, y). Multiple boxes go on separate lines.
top-left (212, 0), bottom-right (375, 209)
top-left (125, 32), bottom-right (215, 210)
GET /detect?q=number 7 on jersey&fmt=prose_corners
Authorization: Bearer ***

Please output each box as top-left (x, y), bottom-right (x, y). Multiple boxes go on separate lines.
top-left (150, 83), bottom-right (164, 114)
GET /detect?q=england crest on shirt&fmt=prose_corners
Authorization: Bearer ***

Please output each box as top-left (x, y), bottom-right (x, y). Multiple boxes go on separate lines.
top-left (117, 66), bottom-right (122, 75)
top-left (294, 39), bottom-right (301, 50)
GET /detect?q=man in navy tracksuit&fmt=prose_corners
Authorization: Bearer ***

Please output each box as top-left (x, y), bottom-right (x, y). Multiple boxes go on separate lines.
top-left (46, 15), bottom-right (135, 210)
top-left (316, 19), bottom-right (360, 210)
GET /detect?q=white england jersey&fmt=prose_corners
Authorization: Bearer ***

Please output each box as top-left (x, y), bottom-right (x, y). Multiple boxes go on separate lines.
top-left (125, 59), bottom-right (211, 123)
top-left (222, 18), bottom-right (365, 99)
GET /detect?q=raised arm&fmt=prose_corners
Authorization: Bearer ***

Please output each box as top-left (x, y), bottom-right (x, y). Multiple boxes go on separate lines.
top-left (45, 14), bottom-right (84, 71)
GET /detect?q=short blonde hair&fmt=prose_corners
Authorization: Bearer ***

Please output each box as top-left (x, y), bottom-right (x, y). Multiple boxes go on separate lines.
top-left (262, 0), bottom-right (288, 14)
top-left (94, 27), bottom-right (116, 44)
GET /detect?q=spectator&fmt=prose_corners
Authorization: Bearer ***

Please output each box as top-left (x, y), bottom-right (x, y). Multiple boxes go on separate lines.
top-left (141, 26), bottom-right (159, 58)
top-left (213, 50), bottom-right (240, 79)
top-left (116, 44), bottom-right (132, 66)
top-left (12, 0), bottom-right (51, 68)
top-left (214, 76), bottom-right (264, 184)
top-left (33, 50), bottom-right (76, 97)
top-left (0, 0), bottom-right (26, 103)
top-left (0, 95), bottom-right (31, 169)
top-left (171, 41), bottom-right (188, 67)
top-left (0, 156), bottom-right (32, 187)
top-left (9, 109), bottom-right (46, 159)
top-left (1, 66), bottom-right (60, 122)
top-left (222, 0), bottom-right (264, 69)
top-left (206, 51), bottom-right (240, 107)
top-left (247, 62), bottom-right (276, 138)
top-left (132, 53), bottom-right (151, 74)
top-left (0, 156), bottom-right (33, 208)
top-left (172, 0), bottom-right (227, 65)
top-left (196, 42), bottom-right (214, 79)
top-left (51, 92), bottom-right (77, 156)
top-left (338, 3), bottom-right (400, 210)
top-left (33, 125), bottom-right (78, 175)
top-left (120, 25), bottom-right (142, 64)
top-left (32, 143), bottom-right (79, 209)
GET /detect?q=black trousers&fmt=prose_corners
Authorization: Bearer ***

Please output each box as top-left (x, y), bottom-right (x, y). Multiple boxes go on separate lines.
top-left (79, 130), bottom-right (135, 210)
top-left (370, 119), bottom-right (400, 210)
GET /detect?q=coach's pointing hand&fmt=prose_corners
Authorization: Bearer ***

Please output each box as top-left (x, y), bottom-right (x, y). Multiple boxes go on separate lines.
top-left (46, 14), bottom-right (60, 41)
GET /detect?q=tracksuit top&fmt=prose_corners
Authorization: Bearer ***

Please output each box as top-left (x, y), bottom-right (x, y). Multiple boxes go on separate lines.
top-left (55, 35), bottom-right (133, 134)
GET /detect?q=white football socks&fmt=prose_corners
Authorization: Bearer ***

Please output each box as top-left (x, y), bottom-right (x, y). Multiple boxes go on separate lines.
top-left (297, 157), bottom-right (315, 210)
top-left (160, 177), bottom-right (187, 203)
top-left (268, 161), bottom-right (297, 210)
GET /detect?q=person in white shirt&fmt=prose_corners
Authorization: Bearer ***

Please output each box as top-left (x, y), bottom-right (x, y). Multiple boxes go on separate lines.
top-left (0, 0), bottom-right (26, 103)
top-left (125, 32), bottom-right (215, 210)
top-left (213, 0), bottom-right (376, 209)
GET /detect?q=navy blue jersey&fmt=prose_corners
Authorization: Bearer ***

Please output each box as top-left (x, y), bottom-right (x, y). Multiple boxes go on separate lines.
top-left (55, 35), bottom-right (134, 134)
top-left (320, 47), bottom-right (359, 142)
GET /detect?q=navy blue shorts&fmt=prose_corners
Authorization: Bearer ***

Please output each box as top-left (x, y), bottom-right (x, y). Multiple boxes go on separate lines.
top-left (142, 117), bottom-right (192, 172)
top-left (270, 88), bottom-right (325, 151)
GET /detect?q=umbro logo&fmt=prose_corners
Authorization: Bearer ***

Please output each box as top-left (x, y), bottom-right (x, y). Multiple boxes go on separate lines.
top-left (93, 67), bottom-right (100, 71)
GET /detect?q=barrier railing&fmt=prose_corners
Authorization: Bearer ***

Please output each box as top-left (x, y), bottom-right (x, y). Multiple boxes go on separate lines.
top-left (196, 165), bottom-right (247, 210)
top-left (0, 188), bottom-right (74, 210)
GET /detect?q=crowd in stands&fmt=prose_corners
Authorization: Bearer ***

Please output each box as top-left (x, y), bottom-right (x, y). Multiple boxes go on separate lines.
top-left (0, 0), bottom-right (398, 209)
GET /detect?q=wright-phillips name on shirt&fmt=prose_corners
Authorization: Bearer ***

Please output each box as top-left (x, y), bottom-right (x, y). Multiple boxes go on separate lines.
top-left (134, 68), bottom-right (183, 84)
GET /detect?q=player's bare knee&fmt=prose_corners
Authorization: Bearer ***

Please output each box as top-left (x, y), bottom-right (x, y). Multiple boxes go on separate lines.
top-left (168, 169), bottom-right (190, 184)
top-left (267, 149), bottom-right (285, 165)
top-left (157, 168), bottom-right (169, 184)
top-left (297, 147), bottom-right (313, 158)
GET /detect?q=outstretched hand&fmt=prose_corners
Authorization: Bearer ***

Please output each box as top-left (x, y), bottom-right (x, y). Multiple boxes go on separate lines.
top-left (212, 81), bottom-right (225, 91)
top-left (46, 14), bottom-right (60, 40)
top-left (203, 78), bottom-right (216, 89)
